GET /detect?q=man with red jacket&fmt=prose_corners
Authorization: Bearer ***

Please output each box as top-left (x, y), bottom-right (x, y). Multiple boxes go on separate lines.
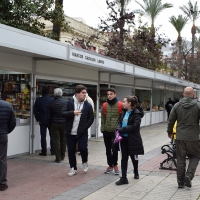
top-left (101, 88), bottom-right (122, 175)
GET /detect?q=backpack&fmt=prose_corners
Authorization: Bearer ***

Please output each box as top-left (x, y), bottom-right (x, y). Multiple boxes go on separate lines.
top-left (102, 101), bottom-right (123, 116)
top-left (168, 103), bottom-right (173, 111)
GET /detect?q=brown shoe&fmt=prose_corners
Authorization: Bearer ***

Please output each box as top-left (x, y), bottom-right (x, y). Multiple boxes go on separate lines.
top-left (0, 184), bottom-right (8, 191)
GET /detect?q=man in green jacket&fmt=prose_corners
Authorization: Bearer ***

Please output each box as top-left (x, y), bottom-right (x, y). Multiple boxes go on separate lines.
top-left (167, 87), bottom-right (200, 189)
top-left (101, 88), bottom-right (122, 175)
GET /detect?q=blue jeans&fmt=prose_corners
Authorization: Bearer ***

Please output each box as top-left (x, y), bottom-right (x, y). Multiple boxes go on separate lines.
top-left (66, 134), bottom-right (88, 170)
top-left (0, 134), bottom-right (8, 185)
top-left (39, 123), bottom-right (54, 154)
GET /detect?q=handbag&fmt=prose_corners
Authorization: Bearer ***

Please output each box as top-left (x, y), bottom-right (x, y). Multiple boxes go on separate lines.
top-left (114, 130), bottom-right (123, 144)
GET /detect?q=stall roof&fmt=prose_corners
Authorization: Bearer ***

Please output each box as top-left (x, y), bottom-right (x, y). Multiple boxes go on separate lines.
top-left (1, 24), bottom-right (200, 89)
top-left (0, 24), bottom-right (67, 60)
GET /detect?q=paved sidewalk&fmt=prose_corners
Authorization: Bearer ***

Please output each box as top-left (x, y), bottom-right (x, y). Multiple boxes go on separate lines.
top-left (0, 122), bottom-right (200, 200)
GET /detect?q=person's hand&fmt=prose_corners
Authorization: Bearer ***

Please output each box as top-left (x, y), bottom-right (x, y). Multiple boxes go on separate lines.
top-left (74, 110), bottom-right (82, 115)
top-left (168, 133), bottom-right (172, 139)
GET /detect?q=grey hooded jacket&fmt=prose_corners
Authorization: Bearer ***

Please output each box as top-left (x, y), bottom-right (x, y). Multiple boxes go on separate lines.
top-left (167, 97), bottom-right (200, 141)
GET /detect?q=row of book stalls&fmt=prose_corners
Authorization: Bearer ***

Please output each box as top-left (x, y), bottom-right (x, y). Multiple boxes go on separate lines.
top-left (1, 23), bottom-right (200, 157)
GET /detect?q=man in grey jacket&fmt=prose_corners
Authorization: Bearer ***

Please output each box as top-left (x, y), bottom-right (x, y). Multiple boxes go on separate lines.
top-left (167, 87), bottom-right (200, 189)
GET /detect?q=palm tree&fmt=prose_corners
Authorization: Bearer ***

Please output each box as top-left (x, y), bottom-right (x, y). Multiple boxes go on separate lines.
top-left (180, 1), bottom-right (200, 57)
top-left (134, 0), bottom-right (173, 36)
top-left (169, 15), bottom-right (188, 78)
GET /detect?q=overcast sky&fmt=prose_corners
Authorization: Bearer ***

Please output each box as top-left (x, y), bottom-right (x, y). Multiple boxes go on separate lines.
top-left (63, 0), bottom-right (200, 42)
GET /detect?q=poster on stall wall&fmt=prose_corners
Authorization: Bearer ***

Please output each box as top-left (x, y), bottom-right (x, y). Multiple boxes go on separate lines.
top-left (20, 84), bottom-right (29, 94)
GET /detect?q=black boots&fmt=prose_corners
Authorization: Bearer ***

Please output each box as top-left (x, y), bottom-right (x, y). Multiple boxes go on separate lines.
top-left (134, 174), bottom-right (139, 179)
top-left (134, 169), bottom-right (139, 179)
top-left (178, 183), bottom-right (185, 188)
top-left (115, 177), bottom-right (129, 185)
top-left (185, 176), bottom-right (192, 188)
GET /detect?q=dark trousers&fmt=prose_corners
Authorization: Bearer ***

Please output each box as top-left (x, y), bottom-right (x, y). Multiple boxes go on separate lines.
top-left (0, 134), bottom-right (8, 185)
top-left (167, 111), bottom-right (170, 119)
top-left (176, 140), bottom-right (200, 184)
top-left (120, 137), bottom-right (138, 178)
top-left (50, 124), bottom-right (66, 161)
top-left (103, 132), bottom-right (118, 167)
top-left (66, 134), bottom-right (88, 170)
top-left (39, 123), bottom-right (54, 154)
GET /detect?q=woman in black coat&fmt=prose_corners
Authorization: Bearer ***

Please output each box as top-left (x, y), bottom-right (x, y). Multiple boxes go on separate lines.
top-left (115, 96), bottom-right (144, 186)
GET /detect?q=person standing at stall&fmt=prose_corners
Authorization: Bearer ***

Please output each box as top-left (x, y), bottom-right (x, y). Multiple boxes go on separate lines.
top-left (115, 96), bottom-right (144, 185)
top-left (101, 88), bottom-right (122, 175)
top-left (47, 88), bottom-right (67, 163)
top-left (0, 99), bottom-right (16, 191)
top-left (34, 87), bottom-right (54, 156)
top-left (165, 98), bottom-right (174, 119)
top-left (61, 85), bottom-right (94, 176)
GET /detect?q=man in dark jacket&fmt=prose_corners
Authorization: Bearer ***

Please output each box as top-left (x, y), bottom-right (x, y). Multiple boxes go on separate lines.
top-left (62, 85), bottom-right (94, 176)
top-left (165, 98), bottom-right (174, 119)
top-left (47, 88), bottom-right (67, 163)
top-left (33, 87), bottom-right (54, 156)
top-left (167, 87), bottom-right (200, 189)
top-left (0, 100), bottom-right (16, 191)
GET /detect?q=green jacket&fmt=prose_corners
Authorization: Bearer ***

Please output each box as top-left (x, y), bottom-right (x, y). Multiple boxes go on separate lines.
top-left (101, 102), bottom-right (121, 133)
top-left (167, 97), bottom-right (200, 141)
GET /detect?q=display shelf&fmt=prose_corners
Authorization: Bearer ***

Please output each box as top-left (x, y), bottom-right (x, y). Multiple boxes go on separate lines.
top-left (1, 74), bottom-right (31, 123)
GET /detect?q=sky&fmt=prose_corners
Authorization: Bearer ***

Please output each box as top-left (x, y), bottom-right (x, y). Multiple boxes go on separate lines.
top-left (63, 0), bottom-right (200, 43)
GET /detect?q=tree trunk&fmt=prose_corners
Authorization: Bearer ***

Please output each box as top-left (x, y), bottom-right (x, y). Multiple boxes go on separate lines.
top-left (177, 35), bottom-right (182, 78)
top-left (150, 24), bottom-right (155, 37)
top-left (119, 0), bottom-right (125, 45)
top-left (191, 25), bottom-right (196, 58)
top-left (52, 0), bottom-right (63, 41)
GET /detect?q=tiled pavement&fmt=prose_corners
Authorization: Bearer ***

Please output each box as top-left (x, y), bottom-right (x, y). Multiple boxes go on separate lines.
top-left (0, 122), bottom-right (200, 200)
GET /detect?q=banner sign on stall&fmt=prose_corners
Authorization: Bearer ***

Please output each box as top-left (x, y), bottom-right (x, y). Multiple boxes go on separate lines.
top-left (69, 48), bottom-right (124, 72)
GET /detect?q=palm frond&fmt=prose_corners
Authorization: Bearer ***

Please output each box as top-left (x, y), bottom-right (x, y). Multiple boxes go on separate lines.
top-left (180, 0), bottom-right (200, 24)
top-left (133, 9), bottom-right (145, 15)
top-left (134, 0), bottom-right (173, 25)
top-left (196, 26), bottom-right (200, 33)
top-left (169, 15), bottom-right (188, 35)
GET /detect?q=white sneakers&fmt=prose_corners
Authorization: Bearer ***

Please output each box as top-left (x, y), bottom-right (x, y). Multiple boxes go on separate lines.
top-left (68, 168), bottom-right (77, 176)
top-left (83, 162), bottom-right (88, 172)
top-left (68, 163), bottom-right (88, 176)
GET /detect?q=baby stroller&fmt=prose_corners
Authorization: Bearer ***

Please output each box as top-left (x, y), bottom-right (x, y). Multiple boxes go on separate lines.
top-left (160, 135), bottom-right (177, 170)
top-left (160, 121), bottom-right (177, 170)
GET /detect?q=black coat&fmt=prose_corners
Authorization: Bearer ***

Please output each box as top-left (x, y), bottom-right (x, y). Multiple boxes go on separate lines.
top-left (61, 99), bottom-right (94, 137)
top-left (33, 94), bottom-right (53, 124)
top-left (117, 108), bottom-right (144, 155)
top-left (0, 100), bottom-right (16, 135)
top-left (165, 100), bottom-right (174, 112)
top-left (47, 96), bottom-right (67, 126)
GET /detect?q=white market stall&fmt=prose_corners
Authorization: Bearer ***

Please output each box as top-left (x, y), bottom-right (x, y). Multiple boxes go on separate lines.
top-left (1, 24), bottom-right (200, 156)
